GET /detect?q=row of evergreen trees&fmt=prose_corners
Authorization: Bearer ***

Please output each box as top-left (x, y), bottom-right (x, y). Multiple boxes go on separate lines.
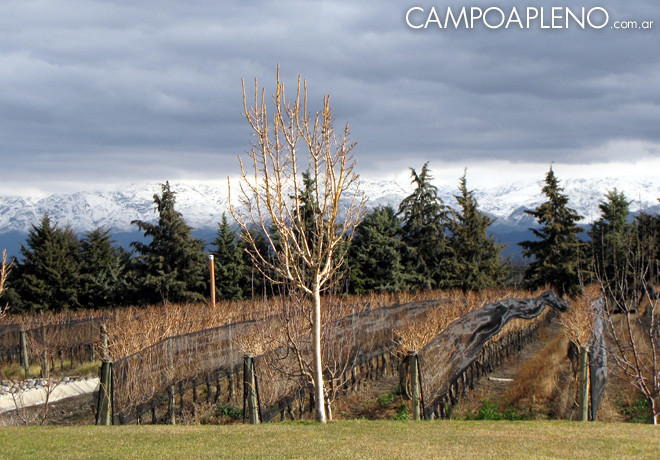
top-left (348, 164), bottom-right (506, 294)
top-left (520, 168), bottom-right (660, 298)
top-left (3, 167), bottom-right (660, 312)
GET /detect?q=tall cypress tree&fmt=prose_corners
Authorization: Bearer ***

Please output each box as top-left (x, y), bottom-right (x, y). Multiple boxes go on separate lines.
top-left (448, 171), bottom-right (506, 291)
top-left (347, 206), bottom-right (407, 294)
top-left (519, 167), bottom-right (584, 297)
top-left (398, 163), bottom-right (452, 289)
top-left (79, 227), bottom-right (129, 309)
top-left (131, 182), bottom-right (207, 304)
top-left (212, 213), bottom-right (247, 300)
top-left (10, 215), bottom-right (82, 312)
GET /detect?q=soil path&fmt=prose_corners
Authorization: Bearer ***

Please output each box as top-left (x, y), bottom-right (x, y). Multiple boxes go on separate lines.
top-left (451, 318), bottom-right (565, 418)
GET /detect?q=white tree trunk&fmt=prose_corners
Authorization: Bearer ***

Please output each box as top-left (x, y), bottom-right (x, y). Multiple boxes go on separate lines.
top-left (312, 279), bottom-right (326, 423)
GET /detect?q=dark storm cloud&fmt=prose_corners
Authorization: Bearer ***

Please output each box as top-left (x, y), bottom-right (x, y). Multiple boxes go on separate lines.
top-left (0, 1), bottom-right (658, 190)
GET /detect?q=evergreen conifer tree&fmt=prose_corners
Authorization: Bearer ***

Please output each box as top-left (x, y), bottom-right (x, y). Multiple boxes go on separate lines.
top-left (448, 171), bottom-right (506, 291)
top-left (212, 213), bottom-right (247, 300)
top-left (11, 215), bottom-right (82, 312)
top-left (131, 182), bottom-right (207, 304)
top-left (347, 206), bottom-right (407, 294)
top-left (398, 163), bottom-right (452, 289)
top-left (636, 204), bottom-right (660, 284)
top-left (519, 167), bottom-right (584, 297)
top-left (79, 227), bottom-right (129, 308)
top-left (589, 189), bottom-right (634, 287)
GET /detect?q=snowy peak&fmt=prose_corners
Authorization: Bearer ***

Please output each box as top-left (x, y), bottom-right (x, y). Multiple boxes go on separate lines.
top-left (0, 177), bottom-right (658, 235)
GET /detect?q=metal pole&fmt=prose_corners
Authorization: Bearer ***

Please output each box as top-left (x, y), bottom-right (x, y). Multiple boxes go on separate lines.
top-left (409, 351), bottom-right (420, 421)
top-left (209, 254), bottom-right (216, 309)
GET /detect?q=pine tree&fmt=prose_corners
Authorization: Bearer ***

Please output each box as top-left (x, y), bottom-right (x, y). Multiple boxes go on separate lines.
top-left (589, 189), bottom-right (634, 288)
top-left (347, 206), bottom-right (407, 294)
top-left (448, 171), bottom-right (506, 291)
top-left (519, 167), bottom-right (584, 297)
top-left (636, 205), bottom-right (660, 285)
top-left (10, 215), bottom-right (82, 312)
top-left (212, 213), bottom-right (247, 300)
top-left (398, 163), bottom-right (452, 289)
top-left (131, 182), bottom-right (207, 304)
top-left (79, 227), bottom-right (129, 309)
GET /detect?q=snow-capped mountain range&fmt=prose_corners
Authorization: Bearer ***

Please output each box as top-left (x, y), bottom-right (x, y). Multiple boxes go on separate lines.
top-left (0, 176), bottom-right (658, 235)
top-left (0, 176), bottom-right (658, 260)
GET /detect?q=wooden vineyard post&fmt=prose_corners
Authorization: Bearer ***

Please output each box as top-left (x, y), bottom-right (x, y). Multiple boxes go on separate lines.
top-left (100, 324), bottom-right (109, 361)
top-left (409, 351), bottom-right (421, 421)
top-left (96, 325), bottom-right (113, 425)
top-left (90, 321), bottom-right (96, 362)
top-left (209, 254), bottom-right (216, 310)
top-left (96, 359), bottom-right (113, 425)
top-left (178, 381), bottom-right (185, 420)
top-left (19, 329), bottom-right (29, 379)
top-left (577, 345), bottom-right (590, 422)
top-left (243, 354), bottom-right (260, 424)
top-left (168, 385), bottom-right (176, 425)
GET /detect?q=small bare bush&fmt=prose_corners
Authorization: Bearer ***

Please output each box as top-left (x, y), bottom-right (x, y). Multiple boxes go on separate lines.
top-left (560, 285), bottom-right (600, 347)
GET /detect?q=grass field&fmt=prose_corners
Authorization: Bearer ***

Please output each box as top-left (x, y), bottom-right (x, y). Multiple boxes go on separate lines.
top-left (0, 420), bottom-right (657, 459)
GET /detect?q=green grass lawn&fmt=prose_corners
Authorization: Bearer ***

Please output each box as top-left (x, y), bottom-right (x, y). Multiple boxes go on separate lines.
top-left (0, 420), bottom-right (657, 459)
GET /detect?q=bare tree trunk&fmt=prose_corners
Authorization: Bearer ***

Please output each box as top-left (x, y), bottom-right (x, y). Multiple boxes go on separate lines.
top-left (312, 279), bottom-right (326, 423)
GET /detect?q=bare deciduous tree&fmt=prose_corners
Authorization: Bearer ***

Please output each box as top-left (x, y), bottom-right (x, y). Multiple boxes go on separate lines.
top-left (595, 236), bottom-right (659, 425)
top-left (229, 68), bottom-right (366, 422)
top-left (0, 249), bottom-right (12, 319)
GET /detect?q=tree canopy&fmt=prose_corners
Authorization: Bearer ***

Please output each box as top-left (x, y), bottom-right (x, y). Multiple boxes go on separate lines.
top-left (448, 171), bottom-right (507, 291)
top-left (398, 163), bottom-right (452, 290)
top-left (9, 215), bottom-right (82, 312)
top-left (348, 206), bottom-right (408, 294)
top-left (519, 167), bottom-right (584, 297)
top-left (131, 182), bottom-right (207, 304)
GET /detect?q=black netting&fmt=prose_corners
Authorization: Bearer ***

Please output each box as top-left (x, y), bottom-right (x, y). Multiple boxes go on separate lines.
top-left (111, 300), bottom-right (442, 424)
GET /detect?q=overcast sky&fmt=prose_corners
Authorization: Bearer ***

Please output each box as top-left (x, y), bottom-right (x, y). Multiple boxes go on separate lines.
top-left (1, 1), bottom-right (658, 195)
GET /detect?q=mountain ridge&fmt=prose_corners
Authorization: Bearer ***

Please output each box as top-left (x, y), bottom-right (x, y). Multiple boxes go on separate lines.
top-left (0, 176), bottom-right (658, 261)
top-left (0, 176), bottom-right (658, 234)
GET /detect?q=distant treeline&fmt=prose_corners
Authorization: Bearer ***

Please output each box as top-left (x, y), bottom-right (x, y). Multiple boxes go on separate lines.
top-left (2, 164), bottom-right (659, 313)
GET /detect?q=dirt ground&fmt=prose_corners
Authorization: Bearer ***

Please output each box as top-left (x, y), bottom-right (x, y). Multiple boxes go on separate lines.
top-left (0, 391), bottom-right (97, 426)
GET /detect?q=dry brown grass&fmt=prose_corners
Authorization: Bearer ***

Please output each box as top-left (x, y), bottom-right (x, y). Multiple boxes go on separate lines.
top-left (503, 333), bottom-right (569, 411)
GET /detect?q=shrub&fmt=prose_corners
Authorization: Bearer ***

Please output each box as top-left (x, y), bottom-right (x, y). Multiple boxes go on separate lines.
top-left (377, 392), bottom-right (395, 408)
top-left (619, 399), bottom-right (651, 424)
top-left (392, 403), bottom-right (409, 421)
top-left (215, 404), bottom-right (243, 420)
